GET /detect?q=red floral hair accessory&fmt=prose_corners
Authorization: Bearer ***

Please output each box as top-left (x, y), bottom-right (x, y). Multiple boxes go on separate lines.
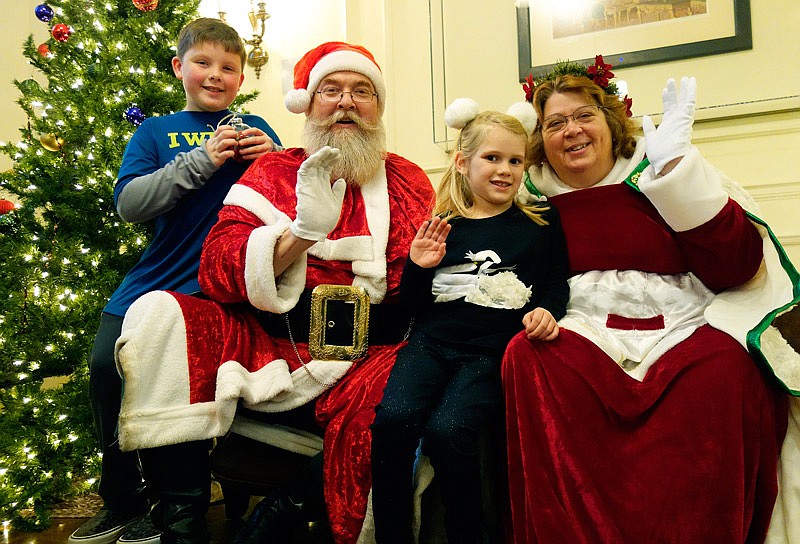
top-left (522, 55), bottom-right (633, 117)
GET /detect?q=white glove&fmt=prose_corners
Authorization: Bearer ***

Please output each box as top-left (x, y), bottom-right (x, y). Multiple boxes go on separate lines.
top-left (642, 76), bottom-right (697, 174)
top-left (290, 146), bottom-right (346, 242)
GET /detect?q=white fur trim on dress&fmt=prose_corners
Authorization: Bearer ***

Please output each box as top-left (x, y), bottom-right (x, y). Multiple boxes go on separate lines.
top-left (706, 224), bottom-right (800, 392)
top-left (767, 397), bottom-right (800, 544)
top-left (638, 147), bottom-right (728, 232)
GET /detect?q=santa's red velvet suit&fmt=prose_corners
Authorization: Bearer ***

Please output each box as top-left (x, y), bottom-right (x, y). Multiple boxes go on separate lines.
top-left (116, 148), bottom-right (434, 543)
top-left (504, 140), bottom-right (800, 543)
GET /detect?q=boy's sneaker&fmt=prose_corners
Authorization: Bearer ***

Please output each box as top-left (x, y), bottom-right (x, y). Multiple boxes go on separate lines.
top-left (68, 508), bottom-right (148, 544)
top-left (117, 515), bottom-right (162, 543)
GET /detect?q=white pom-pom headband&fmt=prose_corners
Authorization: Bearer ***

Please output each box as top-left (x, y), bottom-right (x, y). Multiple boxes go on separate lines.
top-left (444, 98), bottom-right (537, 136)
top-left (444, 98), bottom-right (481, 130)
top-left (506, 101), bottom-right (537, 136)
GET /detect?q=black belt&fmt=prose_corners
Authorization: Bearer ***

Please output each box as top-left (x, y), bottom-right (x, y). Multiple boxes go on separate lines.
top-left (256, 288), bottom-right (412, 349)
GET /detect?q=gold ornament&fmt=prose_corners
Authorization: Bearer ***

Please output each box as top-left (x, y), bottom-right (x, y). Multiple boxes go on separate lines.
top-left (40, 133), bottom-right (64, 152)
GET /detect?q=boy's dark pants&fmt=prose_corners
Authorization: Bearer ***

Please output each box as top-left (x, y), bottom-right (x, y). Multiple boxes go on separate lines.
top-left (89, 312), bottom-right (149, 514)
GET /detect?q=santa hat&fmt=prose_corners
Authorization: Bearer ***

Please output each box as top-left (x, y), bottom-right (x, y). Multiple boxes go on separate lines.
top-left (285, 41), bottom-right (386, 115)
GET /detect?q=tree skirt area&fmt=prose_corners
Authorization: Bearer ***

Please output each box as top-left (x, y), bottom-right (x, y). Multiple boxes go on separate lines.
top-left (50, 482), bottom-right (225, 518)
top-left (51, 493), bottom-right (104, 518)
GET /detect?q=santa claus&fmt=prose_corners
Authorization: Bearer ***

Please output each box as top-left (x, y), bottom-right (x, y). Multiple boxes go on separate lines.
top-left (115, 42), bottom-right (435, 544)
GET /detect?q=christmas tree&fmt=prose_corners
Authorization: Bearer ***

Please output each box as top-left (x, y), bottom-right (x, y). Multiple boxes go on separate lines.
top-left (0, 0), bottom-right (257, 530)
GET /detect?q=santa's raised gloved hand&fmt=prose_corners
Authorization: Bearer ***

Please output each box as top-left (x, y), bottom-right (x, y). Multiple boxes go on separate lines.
top-left (290, 146), bottom-right (346, 242)
top-left (642, 76), bottom-right (697, 174)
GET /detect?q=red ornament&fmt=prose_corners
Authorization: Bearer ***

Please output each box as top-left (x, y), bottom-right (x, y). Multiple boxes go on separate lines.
top-left (132, 0), bottom-right (159, 11)
top-left (51, 23), bottom-right (72, 42)
top-left (37, 43), bottom-right (53, 58)
top-left (0, 199), bottom-right (15, 215)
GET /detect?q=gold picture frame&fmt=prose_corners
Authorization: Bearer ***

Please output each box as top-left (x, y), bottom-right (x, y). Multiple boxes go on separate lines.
top-left (517, 0), bottom-right (752, 80)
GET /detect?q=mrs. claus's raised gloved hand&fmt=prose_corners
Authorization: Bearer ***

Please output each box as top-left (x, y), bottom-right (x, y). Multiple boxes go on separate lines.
top-left (290, 146), bottom-right (346, 242)
top-left (642, 76), bottom-right (697, 174)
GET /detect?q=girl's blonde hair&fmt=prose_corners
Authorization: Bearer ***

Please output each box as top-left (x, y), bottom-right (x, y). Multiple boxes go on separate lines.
top-left (434, 111), bottom-right (549, 225)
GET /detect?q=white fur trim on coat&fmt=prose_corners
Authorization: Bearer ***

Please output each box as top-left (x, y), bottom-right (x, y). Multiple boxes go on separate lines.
top-left (306, 162), bottom-right (391, 302)
top-left (224, 184), bottom-right (308, 313)
top-left (638, 147), bottom-right (729, 232)
top-left (116, 291), bottom-right (296, 451)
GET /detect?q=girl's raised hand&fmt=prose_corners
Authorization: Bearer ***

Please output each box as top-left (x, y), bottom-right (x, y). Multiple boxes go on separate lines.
top-left (410, 216), bottom-right (451, 268)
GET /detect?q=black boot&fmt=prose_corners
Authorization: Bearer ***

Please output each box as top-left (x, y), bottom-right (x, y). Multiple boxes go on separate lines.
top-left (140, 441), bottom-right (212, 544)
top-left (231, 489), bottom-right (306, 544)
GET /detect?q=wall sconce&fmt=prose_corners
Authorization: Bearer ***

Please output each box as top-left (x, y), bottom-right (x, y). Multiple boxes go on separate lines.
top-left (219, 1), bottom-right (271, 79)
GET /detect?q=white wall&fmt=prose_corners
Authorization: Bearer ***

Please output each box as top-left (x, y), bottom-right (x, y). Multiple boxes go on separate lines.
top-left (0, 3), bottom-right (50, 174)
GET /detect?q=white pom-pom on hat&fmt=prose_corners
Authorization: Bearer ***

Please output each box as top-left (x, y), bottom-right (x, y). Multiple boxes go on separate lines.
top-left (507, 101), bottom-right (538, 135)
top-left (285, 89), bottom-right (312, 114)
top-left (445, 98), bottom-right (480, 129)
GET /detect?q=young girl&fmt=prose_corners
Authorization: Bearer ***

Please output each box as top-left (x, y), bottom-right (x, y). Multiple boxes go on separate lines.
top-left (370, 101), bottom-right (570, 543)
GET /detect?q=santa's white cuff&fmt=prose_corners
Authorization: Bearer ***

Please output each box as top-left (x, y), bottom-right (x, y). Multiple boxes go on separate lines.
top-left (224, 184), bottom-right (307, 313)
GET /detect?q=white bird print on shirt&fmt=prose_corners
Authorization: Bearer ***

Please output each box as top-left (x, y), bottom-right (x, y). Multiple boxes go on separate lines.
top-left (431, 250), bottom-right (530, 308)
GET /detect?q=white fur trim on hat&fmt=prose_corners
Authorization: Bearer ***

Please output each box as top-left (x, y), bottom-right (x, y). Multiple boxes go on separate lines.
top-left (307, 50), bottom-right (385, 98)
top-left (287, 48), bottom-right (386, 115)
top-left (445, 98), bottom-right (480, 129)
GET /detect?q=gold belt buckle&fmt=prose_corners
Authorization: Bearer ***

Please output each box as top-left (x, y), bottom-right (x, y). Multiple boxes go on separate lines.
top-left (309, 285), bottom-right (370, 361)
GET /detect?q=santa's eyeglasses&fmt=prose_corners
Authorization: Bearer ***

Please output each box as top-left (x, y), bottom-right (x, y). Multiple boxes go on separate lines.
top-left (316, 86), bottom-right (377, 103)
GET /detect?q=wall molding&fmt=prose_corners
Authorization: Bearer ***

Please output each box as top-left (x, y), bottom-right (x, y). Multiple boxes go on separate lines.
top-left (423, 163), bottom-right (446, 175)
top-left (746, 182), bottom-right (800, 202)
top-left (639, 95), bottom-right (800, 124)
top-left (695, 95), bottom-right (800, 123)
top-left (778, 235), bottom-right (800, 248)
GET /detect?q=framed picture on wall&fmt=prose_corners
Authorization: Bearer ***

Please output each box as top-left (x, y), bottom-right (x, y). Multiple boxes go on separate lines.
top-left (516, 0), bottom-right (752, 81)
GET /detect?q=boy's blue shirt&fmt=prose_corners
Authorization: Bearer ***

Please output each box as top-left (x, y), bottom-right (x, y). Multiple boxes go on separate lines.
top-left (104, 109), bottom-right (281, 316)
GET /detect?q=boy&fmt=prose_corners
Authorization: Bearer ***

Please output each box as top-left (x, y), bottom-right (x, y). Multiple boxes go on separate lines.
top-left (68, 17), bottom-right (281, 544)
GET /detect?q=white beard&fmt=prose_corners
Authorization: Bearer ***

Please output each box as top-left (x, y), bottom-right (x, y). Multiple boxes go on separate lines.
top-left (303, 110), bottom-right (386, 186)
